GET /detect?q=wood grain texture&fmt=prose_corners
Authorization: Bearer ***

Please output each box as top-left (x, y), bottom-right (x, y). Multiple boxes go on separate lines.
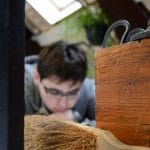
top-left (95, 39), bottom-right (150, 147)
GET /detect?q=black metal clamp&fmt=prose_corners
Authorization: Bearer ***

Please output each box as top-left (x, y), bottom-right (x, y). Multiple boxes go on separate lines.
top-left (102, 19), bottom-right (150, 48)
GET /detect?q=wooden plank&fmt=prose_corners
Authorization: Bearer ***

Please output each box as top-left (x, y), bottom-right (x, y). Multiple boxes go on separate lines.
top-left (95, 39), bottom-right (150, 147)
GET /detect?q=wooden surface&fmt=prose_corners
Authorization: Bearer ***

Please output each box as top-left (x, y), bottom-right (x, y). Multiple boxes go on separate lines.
top-left (95, 39), bottom-right (150, 147)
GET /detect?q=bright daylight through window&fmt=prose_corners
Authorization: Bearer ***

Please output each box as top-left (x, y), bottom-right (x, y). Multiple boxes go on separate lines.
top-left (26, 0), bottom-right (82, 25)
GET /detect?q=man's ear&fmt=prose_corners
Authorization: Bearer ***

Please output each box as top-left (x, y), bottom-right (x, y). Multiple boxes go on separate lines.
top-left (33, 68), bottom-right (41, 85)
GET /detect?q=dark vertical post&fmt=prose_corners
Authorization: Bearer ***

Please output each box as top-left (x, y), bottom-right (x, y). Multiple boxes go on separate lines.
top-left (0, 0), bottom-right (25, 149)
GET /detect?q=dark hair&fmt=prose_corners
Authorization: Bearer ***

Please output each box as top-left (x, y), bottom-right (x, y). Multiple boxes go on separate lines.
top-left (37, 41), bottom-right (87, 83)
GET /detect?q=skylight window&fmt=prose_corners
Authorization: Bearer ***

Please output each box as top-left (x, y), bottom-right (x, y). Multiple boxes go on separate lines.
top-left (26, 0), bottom-right (82, 25)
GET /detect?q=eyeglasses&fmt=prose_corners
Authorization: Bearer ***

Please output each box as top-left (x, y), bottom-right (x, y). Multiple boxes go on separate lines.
top-left (42, 83), bottom-right (80, 100)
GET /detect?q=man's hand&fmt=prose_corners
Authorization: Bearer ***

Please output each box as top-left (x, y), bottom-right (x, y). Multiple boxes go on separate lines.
top-left (48, 110), bottom-right (74, 121)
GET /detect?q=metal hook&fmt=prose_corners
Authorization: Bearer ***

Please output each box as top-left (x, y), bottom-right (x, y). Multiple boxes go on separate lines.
top-left (102, 19), bottom-right (150, 48)
top-left (129, 20), bottom-right (150, 41)
top-left (102, 20), bottom-right (130, 48)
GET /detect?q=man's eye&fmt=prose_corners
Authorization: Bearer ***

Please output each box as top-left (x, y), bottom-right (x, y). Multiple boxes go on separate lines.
top-left (47, 89), bottom-right (60, 95)
top-left (68, 90), bottom-right (78, 96)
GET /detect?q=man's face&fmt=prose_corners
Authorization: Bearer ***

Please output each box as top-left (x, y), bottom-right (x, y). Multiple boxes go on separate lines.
top-left (38, 77), bottom-right (81, 113)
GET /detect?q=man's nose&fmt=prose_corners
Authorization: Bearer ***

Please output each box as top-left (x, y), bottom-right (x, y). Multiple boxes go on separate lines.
top-left (59, 96), bottom-right (68, 108)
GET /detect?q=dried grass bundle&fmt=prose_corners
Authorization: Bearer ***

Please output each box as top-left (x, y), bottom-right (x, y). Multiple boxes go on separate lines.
top-left (24, 115), bottom-right (150, 150)
top-left (25, 115), bottom-right (96, 150)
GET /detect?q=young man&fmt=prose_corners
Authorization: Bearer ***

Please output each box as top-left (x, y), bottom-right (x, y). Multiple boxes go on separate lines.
top-left (25, 41), bottom-right (95, 125)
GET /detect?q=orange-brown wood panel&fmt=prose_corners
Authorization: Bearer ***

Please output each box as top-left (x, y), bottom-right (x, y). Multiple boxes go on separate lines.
top-left (95, 38), bottom-right (150, 147)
